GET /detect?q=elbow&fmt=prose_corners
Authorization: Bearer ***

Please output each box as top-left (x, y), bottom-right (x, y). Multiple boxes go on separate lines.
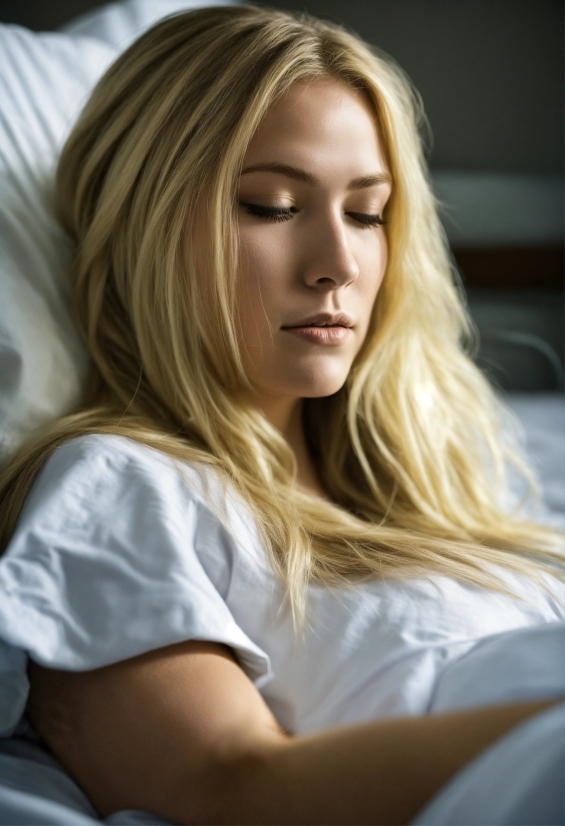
top-left (182, 736), bottom-right (293, 825)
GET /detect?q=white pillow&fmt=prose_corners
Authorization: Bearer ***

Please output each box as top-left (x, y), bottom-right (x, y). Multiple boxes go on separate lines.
top-left (61, 0), bottom-right (236, 49)
top-left (0, 1), bottom-right (235, 464)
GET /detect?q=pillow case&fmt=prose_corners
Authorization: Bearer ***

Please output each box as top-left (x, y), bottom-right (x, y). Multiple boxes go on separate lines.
top-left (0, 25), bottom-right (112, 463)
top-left (0, 0), bottom-right (235, 464)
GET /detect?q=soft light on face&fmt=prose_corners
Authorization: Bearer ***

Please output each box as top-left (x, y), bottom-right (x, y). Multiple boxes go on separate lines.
top-left (236, 77), bottom-right (391, 414)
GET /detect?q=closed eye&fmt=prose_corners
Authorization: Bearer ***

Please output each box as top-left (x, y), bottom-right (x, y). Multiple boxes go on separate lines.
top-left (241, 203), bottom-right (387, 228)
top-left (346, 211), bottom-right (387, 228)
top-left (241, 203), bottom-right (296, 222)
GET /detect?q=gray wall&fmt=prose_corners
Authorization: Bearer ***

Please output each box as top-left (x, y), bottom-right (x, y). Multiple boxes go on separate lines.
top-left (260, 0), bottom-right (563, 175)
top-left (0, 0), bottom-right (107, 32)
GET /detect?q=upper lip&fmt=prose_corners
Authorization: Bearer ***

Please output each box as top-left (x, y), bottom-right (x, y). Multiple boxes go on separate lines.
top-left (283, 311), bottom-right (354, 328)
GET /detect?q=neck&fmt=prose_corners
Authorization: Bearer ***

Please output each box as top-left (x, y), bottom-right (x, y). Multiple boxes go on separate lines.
top-left (248, 392), bottom-right (328, 500)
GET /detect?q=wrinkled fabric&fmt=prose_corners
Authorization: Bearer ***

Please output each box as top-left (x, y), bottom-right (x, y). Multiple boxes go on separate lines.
top-left (1, 433), bottom-right (563, 741)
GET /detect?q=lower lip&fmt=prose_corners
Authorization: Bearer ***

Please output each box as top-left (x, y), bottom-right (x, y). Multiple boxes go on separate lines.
top-left (282, 326), bottom-right (351, 344)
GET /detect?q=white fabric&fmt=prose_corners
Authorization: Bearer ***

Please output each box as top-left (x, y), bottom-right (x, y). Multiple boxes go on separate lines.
top-left (0, 435), bottom-right (271, 739)
top-left (0, 0), bottom-right (236, 464)
top-left (0, 25), bottom-right (113, 461)
top-left (430, 621), bottom-right (565, 712)
top-left (412, 701), bottom-right (565, 826)
top-left (505, 393), bottom-right (565, 529)
top-left (0, 433), bottom-right (563, 742)
top-left (61, 0), bottom-right (237, 50)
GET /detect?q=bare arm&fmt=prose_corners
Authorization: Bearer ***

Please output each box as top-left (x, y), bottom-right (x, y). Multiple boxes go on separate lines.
top-left (28, 641), bottom-right (560, 825)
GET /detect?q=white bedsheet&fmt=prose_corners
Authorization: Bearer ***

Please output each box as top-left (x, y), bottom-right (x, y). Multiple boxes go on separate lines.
top-left (505, 393), bottom-right (565, 528)
top-left (413, 621), bottom-right (565, 825)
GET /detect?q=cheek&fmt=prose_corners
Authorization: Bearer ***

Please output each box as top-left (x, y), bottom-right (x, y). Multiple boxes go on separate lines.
top-left (239, 226), bottom-right (279, 277)
top-left (236, 228), bottom-right (291, 346)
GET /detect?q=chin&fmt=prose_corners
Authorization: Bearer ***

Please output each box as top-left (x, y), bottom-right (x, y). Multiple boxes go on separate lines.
top-left (286, 366), bottom-right (350, 399)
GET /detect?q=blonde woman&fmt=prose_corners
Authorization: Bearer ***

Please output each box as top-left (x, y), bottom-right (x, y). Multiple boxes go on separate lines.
top-left (0, 5), bottom-right (563, 824)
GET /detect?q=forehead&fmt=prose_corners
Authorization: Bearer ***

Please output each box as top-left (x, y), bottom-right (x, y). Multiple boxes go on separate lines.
top-left (243, 77), bottom-right (389, 177)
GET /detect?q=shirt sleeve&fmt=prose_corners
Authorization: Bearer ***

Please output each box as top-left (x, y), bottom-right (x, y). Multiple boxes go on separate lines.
top-left (0, 434), bottom-right (271, 735)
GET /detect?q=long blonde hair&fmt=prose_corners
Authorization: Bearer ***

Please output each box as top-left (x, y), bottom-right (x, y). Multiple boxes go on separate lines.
top-left (0, 5), bottom-right (562, 623)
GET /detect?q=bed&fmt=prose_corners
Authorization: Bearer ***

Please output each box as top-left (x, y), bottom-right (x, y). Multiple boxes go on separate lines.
top-left (0, 2), bottom-right (563, 823)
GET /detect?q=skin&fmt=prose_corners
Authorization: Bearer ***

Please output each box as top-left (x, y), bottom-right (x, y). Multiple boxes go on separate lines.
top-left (27, 79), bottom-right (563, 824)
top-left (28, 644), bottom-right (560, 824)
top-left (236, 78), bottom-right (391, 496)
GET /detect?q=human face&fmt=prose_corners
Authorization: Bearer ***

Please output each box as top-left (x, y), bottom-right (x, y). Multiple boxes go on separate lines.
top-left (236, 77), bottom-right (391, 419)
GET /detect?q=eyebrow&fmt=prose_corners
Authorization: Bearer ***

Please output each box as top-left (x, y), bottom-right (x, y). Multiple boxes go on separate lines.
top-left (240, 162), bottom-right (392, 189)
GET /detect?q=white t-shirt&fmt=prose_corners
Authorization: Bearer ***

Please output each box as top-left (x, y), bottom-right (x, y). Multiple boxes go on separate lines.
top-left (0, 434), bottom-right (563, 739)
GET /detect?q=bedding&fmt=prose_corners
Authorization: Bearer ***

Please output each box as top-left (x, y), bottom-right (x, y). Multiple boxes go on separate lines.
top-left (0, 0), bottom-right (236, 464)
top-left (0, 423), bottom-right (563, 825)
top-left (0, 2), bottom-right (564, 823)
top-left (506, 392), bottom-right (565, 528)
top-left (0, 432), bottom-right (562, 736)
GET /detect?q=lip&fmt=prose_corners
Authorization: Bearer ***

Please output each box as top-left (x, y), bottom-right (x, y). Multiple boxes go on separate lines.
top-left (283, 325), bottom-right (351, 345)
top-left (281, 312), bottom-right (354, 346)
top-left (283, 311), bottom-right (354, 329)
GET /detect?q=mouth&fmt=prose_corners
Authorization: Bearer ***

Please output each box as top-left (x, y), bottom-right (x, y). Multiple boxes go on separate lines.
top-left (283, 311), bottom-right (354, 329)
top-left (281, 312), bottom-right (353, 345)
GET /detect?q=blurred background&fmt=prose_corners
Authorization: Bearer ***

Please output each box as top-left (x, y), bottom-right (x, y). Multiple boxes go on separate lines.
top-left (1, 0), bottom-right (563, 391)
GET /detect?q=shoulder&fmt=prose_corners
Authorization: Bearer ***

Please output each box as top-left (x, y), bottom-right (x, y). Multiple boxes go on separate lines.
top-left (23, 433), bottom-right (214, 523)
top-left (4, 433), bottom-right (242, 585)
top-left (0, 433), bottom-right (272, 691)
top-left (39, 432), bottom-right (186, 481)
top-left (12, 433), bottom-right (266, 575)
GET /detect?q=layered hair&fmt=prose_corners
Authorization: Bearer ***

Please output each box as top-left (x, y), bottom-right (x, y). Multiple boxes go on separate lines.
top-left (0, 5), bottom-right (562, 623)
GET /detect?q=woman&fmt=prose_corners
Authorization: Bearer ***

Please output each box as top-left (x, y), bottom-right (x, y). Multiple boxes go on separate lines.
top-left (0, 5), bottom-right (563, 823)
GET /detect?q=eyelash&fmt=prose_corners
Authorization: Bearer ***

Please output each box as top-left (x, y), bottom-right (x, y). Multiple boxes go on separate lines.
top-left (241, 203), bottom-right (387, 228)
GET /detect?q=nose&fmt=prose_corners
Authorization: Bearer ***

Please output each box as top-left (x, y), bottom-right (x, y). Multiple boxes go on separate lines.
top-left (302, 212), bottom-right (360, 290)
